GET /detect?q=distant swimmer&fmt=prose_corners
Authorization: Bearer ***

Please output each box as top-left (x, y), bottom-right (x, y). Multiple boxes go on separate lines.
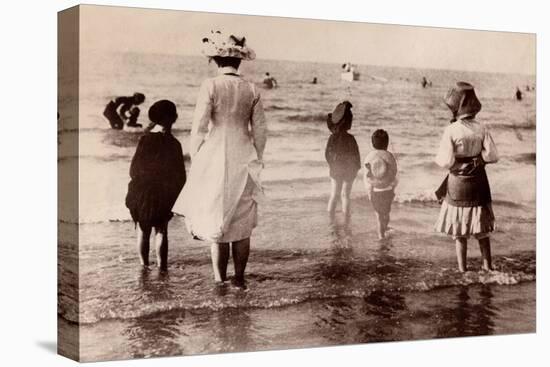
top-left (515, 87), bottom-right (523, 101)
top-left (525, 85), bottom-right (530, 91)
top-left (312, 77), bottom-right (318, 84)
top-left (263, 72), bottom-right (278, 89)
top-left (103, 92), bottom-right (145, 130)
top-left (421, 76), bottom-right (428, 88)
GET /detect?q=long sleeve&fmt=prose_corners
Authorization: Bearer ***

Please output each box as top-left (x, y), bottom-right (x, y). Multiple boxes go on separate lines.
top-left (165, 139), bottom-right (186, 207)
top-left (325, 135), bottom-right (334, 163)
top-left (481, 125), bottom-right (499, 164)
top-left (174, 141), bottom-right (187, 191)
top-left (250, 91), bottom-right (267, 160)
top-left (435, 127), bottom-right (455, 169)
top-left (350, 136), bottom-right (361, 171)
top-left (129, 136), bottom-right (147, 179)
top-left (390, 154), bottom-right (399, 188)
top-left (363, 168), bottom-right (372, 197)
top-left (190, 80), bottom-right (213, 157)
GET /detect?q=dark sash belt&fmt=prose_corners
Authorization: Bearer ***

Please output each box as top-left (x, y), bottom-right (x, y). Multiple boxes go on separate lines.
top-left (435, 155), bottom-right (492, 207)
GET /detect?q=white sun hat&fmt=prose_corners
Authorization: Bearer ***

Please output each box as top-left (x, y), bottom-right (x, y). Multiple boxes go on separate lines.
top-left (201, 30), bottom-right (256, 60)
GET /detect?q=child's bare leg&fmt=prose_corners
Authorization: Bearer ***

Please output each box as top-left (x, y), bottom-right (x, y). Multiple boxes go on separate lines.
top-left (232, 238), bottom-right (250, 287)
top-left (154, 223), bottom-right (168, 271)
top-left (137, 224), bottom-right (152, 267)
top-left (382, 213), bottom-right (390, 233)
top-left (328, 178), bottom-right (343, 220)
top-left (455, 237), bottom-right (468, 272)
top-left (211, 243), bottom-right (230, 282)
top-left (478, 237), bottom-right (493, 271)
top-left (341, 179), bottom-right (354, 224)
top-left (375, 212), bottom-right (384, 239)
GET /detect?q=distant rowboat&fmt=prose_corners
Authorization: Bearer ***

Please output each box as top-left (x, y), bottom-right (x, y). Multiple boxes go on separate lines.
top-left (341, 71), bottom-right (360, 82)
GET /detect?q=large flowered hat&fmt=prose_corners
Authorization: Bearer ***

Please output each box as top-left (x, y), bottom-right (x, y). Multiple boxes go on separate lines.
top-left (444, 81), bottom-right (482, 120)
top-left (201, 30), bottom-right (256, 60)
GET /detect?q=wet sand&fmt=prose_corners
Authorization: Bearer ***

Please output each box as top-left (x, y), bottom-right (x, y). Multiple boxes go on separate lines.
top-left (59, 195), bottom-right (536, 361)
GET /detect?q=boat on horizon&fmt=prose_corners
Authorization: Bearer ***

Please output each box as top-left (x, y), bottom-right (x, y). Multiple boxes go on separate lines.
top-left (341, 62), bottom-right (360, 82)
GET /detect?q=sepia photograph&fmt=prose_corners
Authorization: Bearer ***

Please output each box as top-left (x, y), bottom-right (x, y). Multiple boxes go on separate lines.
top-left (58, 4), bottom-right (536, 362)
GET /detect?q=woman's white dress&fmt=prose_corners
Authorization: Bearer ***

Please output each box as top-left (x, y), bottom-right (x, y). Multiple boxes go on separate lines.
top-left (434, 119), bottom-right (498, 239)
top-left (179, 66), bottom-right (267, 243)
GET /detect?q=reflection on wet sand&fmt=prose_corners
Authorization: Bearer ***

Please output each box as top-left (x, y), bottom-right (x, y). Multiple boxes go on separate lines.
top-left (321, 219), bottom-right (355, 281)
top-left (435, 285), bottom-right (496, 338)
top-left (122, 267), bottom-right (257, 358)
top-left (209, 307), bottom-right (254, 353)
top-left (124, 268), bottom-right (182, 359)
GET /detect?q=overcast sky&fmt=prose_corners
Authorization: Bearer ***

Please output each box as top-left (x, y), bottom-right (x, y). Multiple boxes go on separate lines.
top-left (78, 5), bottom-right (536, 74)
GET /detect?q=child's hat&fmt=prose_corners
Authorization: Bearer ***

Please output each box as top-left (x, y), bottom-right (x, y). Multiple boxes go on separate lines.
top-left (201, 30), bottom-right (256, 60)
top-left (444, 81), bottom-right (481, 120)
top-left (328, 101), bottom-right (353, 125)
top-left (369, 158), bottom-right (389, 179)
top-left (148, 100), bottom-right (177, 127)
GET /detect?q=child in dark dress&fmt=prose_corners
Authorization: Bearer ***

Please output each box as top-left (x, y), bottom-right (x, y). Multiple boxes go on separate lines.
top-left (125, 100), bottom-right (186, 271)
top-left (325, 101), bottom-right (361, 224)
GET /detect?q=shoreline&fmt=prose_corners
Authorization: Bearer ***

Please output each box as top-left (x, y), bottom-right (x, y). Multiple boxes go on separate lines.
top-left (59, 195), bottom-right (536, 322)
top-left (68, 282), bottom-right (535, 362)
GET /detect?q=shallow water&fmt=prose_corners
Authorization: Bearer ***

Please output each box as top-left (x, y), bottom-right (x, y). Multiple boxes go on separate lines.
top-left (58, 51), bottom-right (536, 360)
top-left (59, 198), bottom-right (536, 361)
top-left (59, 52), bottom-right (536, 223)
top-left (70, 282), bottom-right (535, 361)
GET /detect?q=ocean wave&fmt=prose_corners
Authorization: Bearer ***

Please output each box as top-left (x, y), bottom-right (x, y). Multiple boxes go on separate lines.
top-left (62, 252), bottom-right (535, 325)
top-left (508, 152), bottom-right (536, 164)
top-left (68, 189), bottom-right (528, 224)
top-left (489, 122), bottom-right (536, 131)
top-left (265, 105), bottom-right (303, 112)
top-left (66, 153), bottom-right (192, 163)
top-left (285, 113), bottom-right (327, 123)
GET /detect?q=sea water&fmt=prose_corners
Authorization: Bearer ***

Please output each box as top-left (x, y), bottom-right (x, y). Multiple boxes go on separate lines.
top-left (58, 51), bottom-right (536, 361)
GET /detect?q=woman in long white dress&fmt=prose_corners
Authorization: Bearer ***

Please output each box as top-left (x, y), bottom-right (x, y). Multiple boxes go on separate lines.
top-left (434, 82), bottom-right (498, 272)
top-left (181, 31), bottom-right (267, 287)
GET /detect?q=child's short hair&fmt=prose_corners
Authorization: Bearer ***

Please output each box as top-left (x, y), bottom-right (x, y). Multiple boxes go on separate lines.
top-left (148, 100), bottom-right (177, 127)
top-left (372, 129), bottom-right (389, 150)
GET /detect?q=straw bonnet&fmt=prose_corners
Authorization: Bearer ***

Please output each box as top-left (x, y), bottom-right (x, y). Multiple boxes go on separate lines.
top-left (201, 30), bottom-right (256, 60)
top-left (367, 152), bottom-right (397, 186)
top-left (369, 158), bottom-right (388, 180)
top-left (444, 81), bottom-right (482, 120)
top-left (327, 101), bottom-right (353, 133)
top-left (328, 101), bottom-right (353, 125)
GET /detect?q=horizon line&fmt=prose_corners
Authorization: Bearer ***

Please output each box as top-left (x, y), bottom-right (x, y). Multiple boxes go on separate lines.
top-left (84, 48), bottom-right (537, 77)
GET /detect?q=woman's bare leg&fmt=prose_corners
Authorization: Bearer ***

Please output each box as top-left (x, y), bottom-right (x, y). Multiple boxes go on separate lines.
top-left (154, 223), bottom-right (168, 271)
top-left (137, 225), bottom-right (152, 267)
top-left (478, 237), bottom-right (493, 271)
top-left (232, 238), bottom-right (250, 287)
top-left (211, 243), bottom-right (230, 282)
top-left (455, 237), bottom-right (468, 272)
top-left (328, 178), bottom-right (343, 221)
top-left (342, 179), bottom-right (354, 224)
